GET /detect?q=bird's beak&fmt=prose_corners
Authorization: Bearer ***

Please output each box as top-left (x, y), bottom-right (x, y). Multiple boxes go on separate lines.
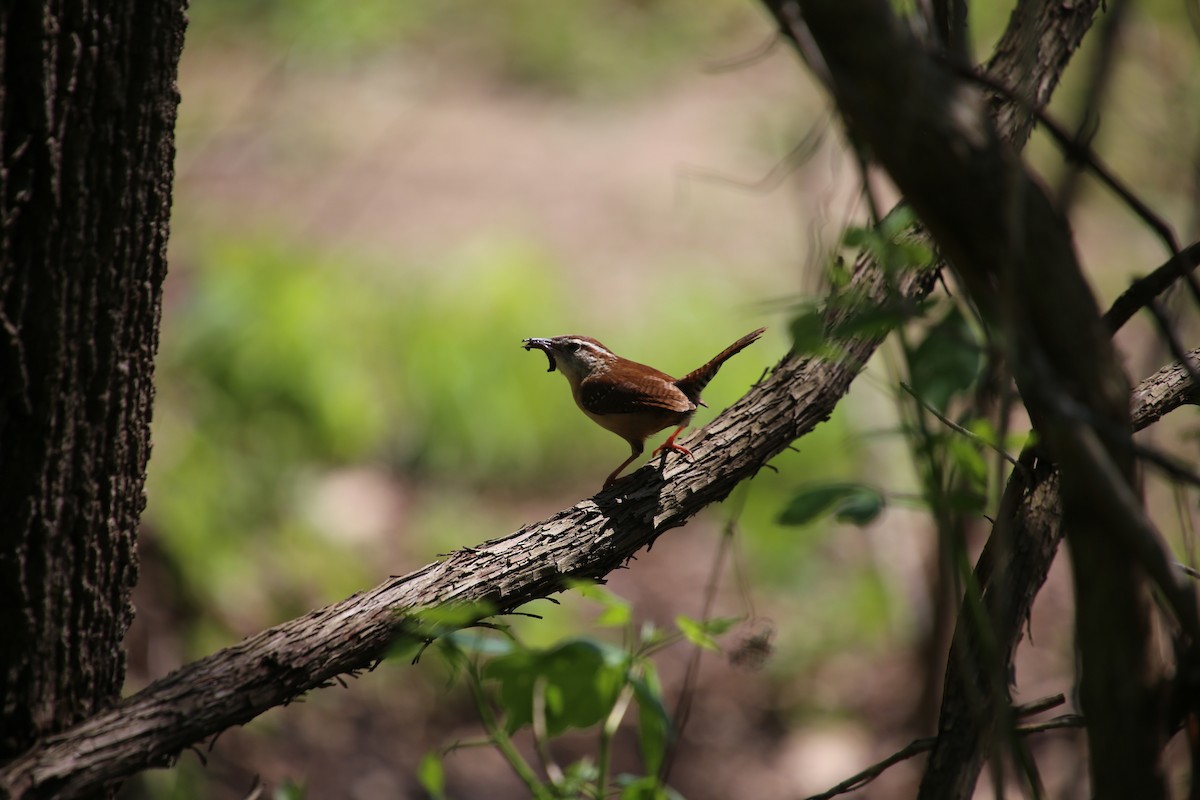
top-left (522, 338), bottom-right (557, 372)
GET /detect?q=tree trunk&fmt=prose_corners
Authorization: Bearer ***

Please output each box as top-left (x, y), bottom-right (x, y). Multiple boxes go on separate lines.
top-left (0, 0), bottom-right (187, 784)
top-left (766, 1), bottom-right (1182, 795)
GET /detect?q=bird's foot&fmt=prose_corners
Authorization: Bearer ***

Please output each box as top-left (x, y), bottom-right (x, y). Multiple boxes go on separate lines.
top-left (652, 441), bottom-right (693, 461)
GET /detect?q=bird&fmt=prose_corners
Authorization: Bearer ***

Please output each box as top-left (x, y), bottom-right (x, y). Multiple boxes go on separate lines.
top-left (521, 328), bottom-right (766, 488)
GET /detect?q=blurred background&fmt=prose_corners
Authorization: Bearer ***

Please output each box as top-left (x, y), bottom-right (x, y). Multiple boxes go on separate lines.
top-left (120, 1), bottom-right (1199, 797)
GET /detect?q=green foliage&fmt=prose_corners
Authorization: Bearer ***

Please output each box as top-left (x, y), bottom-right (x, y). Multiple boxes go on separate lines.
top-left (908, 305), bottom-right (984, 413)
top-left (403, 601), bottom-right (501, 650)
top-left (617, 776), bottom-right (687, 800)
top-left (841, 206), bottom-right (934, 275)
top-left (673, 615), bottom-right (740, 651)
top-left (789, 303), bottom-right (828, 356)
top-left (416, 584), bottom-right (749, 798)
top-left (146, 230), bottom-right (835, 653)
top-left (188, 0), bottom-right (753, 97)
top-left (568, 580), bottom-right (633, 628)
top-left (273, 779), bottom-right (307, 800)
top-left (632, 664), bottom-right (670, 777)
top-left (789, 209), bottom-right (936, 358)
top-left (146, 236), bottom-right (574, 641)
top-left (418, 751), bottom-right (448, 800)
top-left (778, 483), bottom-right (886, 527)
top-left (486, 639), bottom-right (627, 736)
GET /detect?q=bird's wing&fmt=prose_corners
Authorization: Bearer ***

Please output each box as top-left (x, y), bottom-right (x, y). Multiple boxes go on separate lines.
top-left (579, 371), bottom-right (694, 416)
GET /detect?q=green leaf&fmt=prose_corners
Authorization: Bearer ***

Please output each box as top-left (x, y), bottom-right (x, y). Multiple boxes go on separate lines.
top-left (596, 603), bottom-right (632, 627)
top-left (417, 752), bottom-right (447, 800)
top-left (569, 580), bottom-right (632, 627)
top-left (834, 489), bottom-right (886, 525)
top-left (632, 664), bottom-right (671, 777)
top-left (561, 759), bottom-right (599, 795)
top-left (895, 240), bottom-right (935, 269)
top-left (484, 649), bottom-right (539, 731)
top-left (696, 616), bottom-right (741, 636)
top-left (946, 435), bottom-right (987, 489)
top-left (829, 293), bottom-right (930, 338)
top-left (789, 305), bottom-right (827, 355)
top-left (967, 417), bottom-right (999, 447)
top-left (908, 306), bottom-right (983, 412)
top-left (777, 483), bottom-right (885, 527)
top-left (639, 621), bottom-right (668, 648)
top-left (484, 640), bottom-right (628, 737)
top-left (674, 616), bottom-right (719, 651)
top-left (405, 601), bottom-right (497, 639)
top-left (617, 777), bottom-right (688, 800)
top-left (825, 255), bottom-right (852, 288)
top-left (273, 780), bottom-right (307, 800)
top-left (878, 204), bottom-right (918, 238)
top-left (443, 629), bottom-right (515, 656)
top-left (841, 226), bottom-right (874, 249)
top-left (942, 486), bottom-right (987, 515)
top-left (619, 777), bottom-right (669, 800)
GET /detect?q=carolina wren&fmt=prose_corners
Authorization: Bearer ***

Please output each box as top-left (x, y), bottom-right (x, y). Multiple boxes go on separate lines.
top-left (522, 328), bottom-right (766, 488)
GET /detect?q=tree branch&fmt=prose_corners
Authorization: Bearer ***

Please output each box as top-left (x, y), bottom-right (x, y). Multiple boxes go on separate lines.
top-left (764, 0), bottom-right (1190, 796)
top-left (0, 264), bottom-right (935, 797)
top-left (805, 711), bottom-right (1084, 800)
top-left (1130, 347), bottom-right (1200, 428)
top-left (1104, 242), bottom-right (1200, 333)
top-left (1, 1), bottom-right (1168, 796)
top-left (811, 346), bottom-right (1196, 800)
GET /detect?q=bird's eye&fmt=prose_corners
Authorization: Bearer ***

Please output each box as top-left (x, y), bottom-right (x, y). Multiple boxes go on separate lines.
top-left (565, 341), bottom-right (580, 352)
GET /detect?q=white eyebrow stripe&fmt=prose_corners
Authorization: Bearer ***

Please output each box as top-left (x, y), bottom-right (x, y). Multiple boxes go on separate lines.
top-left (571, 339), bottom-right (609, 355)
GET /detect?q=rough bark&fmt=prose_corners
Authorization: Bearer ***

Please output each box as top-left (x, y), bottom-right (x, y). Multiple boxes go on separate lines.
top-left (768, 0), bottom-right (1187, 796)
top-left (761, 0), bottom-right (1106, 793)
top-left (0, 243), bottom-right (935, 798)
top-left (919, 346), bottom-right (1197, 800)
top-left (2, 0), bottom-right (1180, 796)
top-left (0, 0), bottom-right (186, 783)
top-left (1129, 349), bottom-right (1200, 426)
top-left (7, 333), bottom-right (1193, 800)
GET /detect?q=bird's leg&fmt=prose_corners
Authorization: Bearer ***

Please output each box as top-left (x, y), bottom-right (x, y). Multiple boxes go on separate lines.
top-left (603, 442), bottom-right (644, 489)
top-left (651, 424), bottom-right (693, 460)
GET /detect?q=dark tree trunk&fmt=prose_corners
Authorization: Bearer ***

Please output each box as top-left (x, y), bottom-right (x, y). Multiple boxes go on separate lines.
top-left (764, 1), bottom-right (1180, 796)
top-left (0, 0), bottom-right (187, 781)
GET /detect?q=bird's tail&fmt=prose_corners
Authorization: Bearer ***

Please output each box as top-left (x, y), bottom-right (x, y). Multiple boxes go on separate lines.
top-left (675, 327), bottom-right (766, 404)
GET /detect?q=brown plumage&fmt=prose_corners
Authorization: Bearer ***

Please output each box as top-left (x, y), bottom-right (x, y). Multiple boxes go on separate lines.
top-left (522, 328), bottom-right (766, 488)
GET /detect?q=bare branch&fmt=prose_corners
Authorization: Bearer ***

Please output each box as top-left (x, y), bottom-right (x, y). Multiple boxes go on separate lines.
top-left (0, 262), bottom-right (936, 798)
top-left (1105, 243), bottom-right (1200, 333)
top-left (899, 381), bottom-right (1023, 471)
top-left (803, 711), bottom-right (1084, 800)
top-left (761, 0), bottom-right (1188, 797)
top-left (1130, 348), bottom-right (1200, 430)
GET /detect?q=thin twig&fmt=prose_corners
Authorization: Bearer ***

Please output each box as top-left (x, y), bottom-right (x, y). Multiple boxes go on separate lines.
top-left (1130, 440), bottom-right (1200, 489)
top-left (703, 33), bottom-right (782, 73)
top-left (1177, 562), bottom-right (1200, 581)
top-left (532, 675), bottom-right (565, 787)
top-left (1147, 299), bottom-right (1200, 399)
top-left (466, 663), bottom-right (550, 800)
top-left (1102, 242), bottom-right (1200, 333)
top-left (804, 736), bottom-right (937, 800)
top-left (676, 117), bottom-right (829, 196)
top-left (660, 509), bottom-right (744, 784)
top-left (1013, 693), bottom-right (1066, 718)
top-left (948, 63), bottom-right (1200, 323)
top-left (1055, 0), bottom-right (1129, 212)
top-left (804, 713), bottom-right (1085, 800)
top-left (899, 382), bottom-right (1024, 471)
